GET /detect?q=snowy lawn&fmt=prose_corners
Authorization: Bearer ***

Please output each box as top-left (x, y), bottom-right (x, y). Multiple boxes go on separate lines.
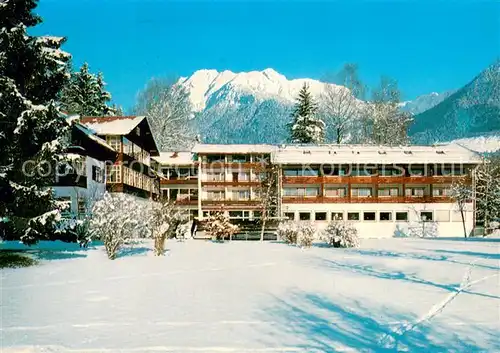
top-left (1, 238), bottom-right (499, 353)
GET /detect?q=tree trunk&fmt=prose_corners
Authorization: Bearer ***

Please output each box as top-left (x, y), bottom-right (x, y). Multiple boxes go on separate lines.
top-left (460, 208), bottom-right (467, 238)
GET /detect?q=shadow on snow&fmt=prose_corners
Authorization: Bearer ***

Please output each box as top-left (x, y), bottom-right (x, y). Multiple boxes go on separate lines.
top-left (259, 290), bottom-right (498, 352)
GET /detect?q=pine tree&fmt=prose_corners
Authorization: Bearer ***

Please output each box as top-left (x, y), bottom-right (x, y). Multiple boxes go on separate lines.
top-left (288, 83), bottom-right (325, 143)
top-left (0, 0), bottom-right (71, 244)
top-left (60, 62), bottom-right (115, 116)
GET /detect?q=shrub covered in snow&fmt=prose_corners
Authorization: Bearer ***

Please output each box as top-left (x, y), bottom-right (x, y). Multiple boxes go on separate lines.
top-left (297, 223), bottom-right (316, 248)
top-left (277, 221), bottom-right (299, 244)
top-left (89, 193), bottom-right (149, 259)
top-left (204, 212), bottom-right (239, 242)
top-left (322, 219), bottom-right (360, 248)
top-left (278, 221), bottom-right (317, 248)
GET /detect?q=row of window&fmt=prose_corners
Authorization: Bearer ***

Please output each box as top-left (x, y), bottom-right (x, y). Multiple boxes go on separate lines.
top-left (203, 154), bottom-right (270, 163)
top-left (205, 189), bottom-right (253, 201)
top-left (284, 210), bottom-right (463, 222)
top-left (282, 186), bottom-right (452, 198)
top-left (282, 165), bottom-right (468, 177)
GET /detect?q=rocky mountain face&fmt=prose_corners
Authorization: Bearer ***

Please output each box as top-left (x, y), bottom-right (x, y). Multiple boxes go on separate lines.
top-left (410, 61), bottom-right (500, 144)
top-left (176, 64), bottom-right (498, 145)
top-left (399, 91), bottom-right (454, 115)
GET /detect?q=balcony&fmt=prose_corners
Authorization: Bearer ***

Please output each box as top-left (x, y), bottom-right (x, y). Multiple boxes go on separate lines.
top-left (161, 177), bottom-right (198, 185)
top-left (282, 175), bottom-right (471, 185)
top-left (282, 196), bottom-right (454, 204)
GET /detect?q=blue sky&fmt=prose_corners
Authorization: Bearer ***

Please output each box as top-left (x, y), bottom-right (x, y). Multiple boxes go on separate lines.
top-left (34, 0), bottom-right (499, 110)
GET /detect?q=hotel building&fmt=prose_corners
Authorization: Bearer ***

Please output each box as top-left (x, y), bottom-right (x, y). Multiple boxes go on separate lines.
top-left (155, 143), bottom-right (482, 238)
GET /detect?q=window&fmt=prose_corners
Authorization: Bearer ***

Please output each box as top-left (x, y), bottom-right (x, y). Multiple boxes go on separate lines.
top-left (351, 188), bottom-right (372, 197)
top-left (379, 212), bottom-right (392, 221)
top-left (348, 212), bottom-right (360, 221)
top-left (315, 212), bottom-right (327, 221)
top-left (331, 212), bottom-right (343, 220)
top-left (435, 210), bottom-right (450, 222)
top-left (229, 211), bottom-right (243, 218)
top-left (408, 166), bottom-right (425, 176)
top-left (107, 164), bottom-right (122, 183)
top-left (396, 212), bottom-right (408, 221)
top-left (231, 154), bottom-right (248, 163)
top-left (325, 187), bottom-right (346, 198)
top-left (283, 169), bottom-right (299, 177)
top-left (378, 188), bottom-right (399, 197)
top-left (232, 190), bottom-right (250, 201)
top-left (207, 190), bottom-right (225, 201)
top-left (299, 212), bottom-right (311, 220)
top-left (420, 211), bottom-right (433, 222)
top-left (283, 187), bottom-right (319, 197)
top-left (433, 187), bottom-right (451, 197)
top-left (106, 136), bottom-right (121, 151)
top-left (207, 172), bottom-right (224, 181)
top-left (206, 154), bottom-right (225, 163)
top-left (302, 168), bottom-right (319, 176)
top-left (253, 211), bottom-right (262, 219)
top-left (363, 212), bottom-right (376, 221)
top-left (406, 188), bottom-right (425, 197)
top-left (379, 166), bottom-right (404, 176)
top-left (92, 166), bottom-right (104, 183)
top-left (284, 212), bottom-right (295, 221)
top-left (305, 187), bottom-right (319, 197)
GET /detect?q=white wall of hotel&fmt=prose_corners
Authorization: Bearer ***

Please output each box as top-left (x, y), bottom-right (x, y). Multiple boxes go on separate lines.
top-left (53, 156), bottom-right (107, 215)
top-left (281, 202), bottom-right (474, 238)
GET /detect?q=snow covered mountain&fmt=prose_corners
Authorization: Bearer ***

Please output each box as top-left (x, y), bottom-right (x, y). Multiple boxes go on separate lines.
top-left (410, 61), bottom-right (500, 144)
top-left (177, 69), bottom-right (348, 143)
top-left (174, 65), bottom-right (497, 145)
top-left (399, 91), bottom-right (454, 115)
top-left (177, 68), bottom-right (338, 113)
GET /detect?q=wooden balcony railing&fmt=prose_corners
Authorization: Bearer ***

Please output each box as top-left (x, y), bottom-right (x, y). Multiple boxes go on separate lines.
top-left (201, 199), bottom-right (260, 205)
top-left (160, 178), bottom-right (198, 185)
top-left (201, 180), bottom-right (261, 186)
top-left (282, 175), bottom-right (470, 185)
top-left (282, 196), bottom-right (454, 204)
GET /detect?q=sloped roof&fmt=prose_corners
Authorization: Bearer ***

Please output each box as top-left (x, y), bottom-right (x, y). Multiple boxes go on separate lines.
top-left (80, 116), bottom-right (146, 135)
top-left (74, 124), bottom-right (115, 151)
top-left (192, 143), bottom-right (276, 154)
top-left (153, 151), bottom-right (194, 165)
top-left (272, 143), bottom-right (482, 164)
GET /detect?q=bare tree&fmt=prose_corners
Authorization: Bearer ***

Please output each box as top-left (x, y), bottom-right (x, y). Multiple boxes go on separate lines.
top-left (320, 63), bottom-right (365, 143)
top-left (255, 162), bottom-right (280, 241)
top-left (450, 179), bottom-right (473, 238)
top-left (361, 77), bottom-right (413, 145)
top-left (148, 200), bottom-right (185, 255)
top-left (132, 77), bottom-right (196, 151)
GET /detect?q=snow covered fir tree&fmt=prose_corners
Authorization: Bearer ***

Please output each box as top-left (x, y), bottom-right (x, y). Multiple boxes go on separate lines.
top-left (288, 83), bottom-right (325, 143)
top-left (60, 62), bottom-right (116, 116)
top-left (0, 0), bottom-right (71, 244)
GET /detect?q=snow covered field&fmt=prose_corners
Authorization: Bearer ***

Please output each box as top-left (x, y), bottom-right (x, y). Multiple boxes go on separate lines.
top-left (1, 238), bottom-right (499, 353)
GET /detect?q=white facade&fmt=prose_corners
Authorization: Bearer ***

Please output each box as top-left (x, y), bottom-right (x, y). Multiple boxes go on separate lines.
top-left (53, 155), bottom-right (107, 217)
top-left (281, 202), bottom-right (474, 238)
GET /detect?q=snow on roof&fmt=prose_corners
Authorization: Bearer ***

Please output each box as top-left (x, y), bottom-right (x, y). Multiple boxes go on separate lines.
top-left (74, 124), bottom-right (115, 151)
top-left (80, 116), bottom-right (145, 135)
top-left (272, 144), bottom-right (482, 165)
top-left (192, 143), bottom-right (276, 154)
top-left (153, 151), bottom-right (194, 165)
